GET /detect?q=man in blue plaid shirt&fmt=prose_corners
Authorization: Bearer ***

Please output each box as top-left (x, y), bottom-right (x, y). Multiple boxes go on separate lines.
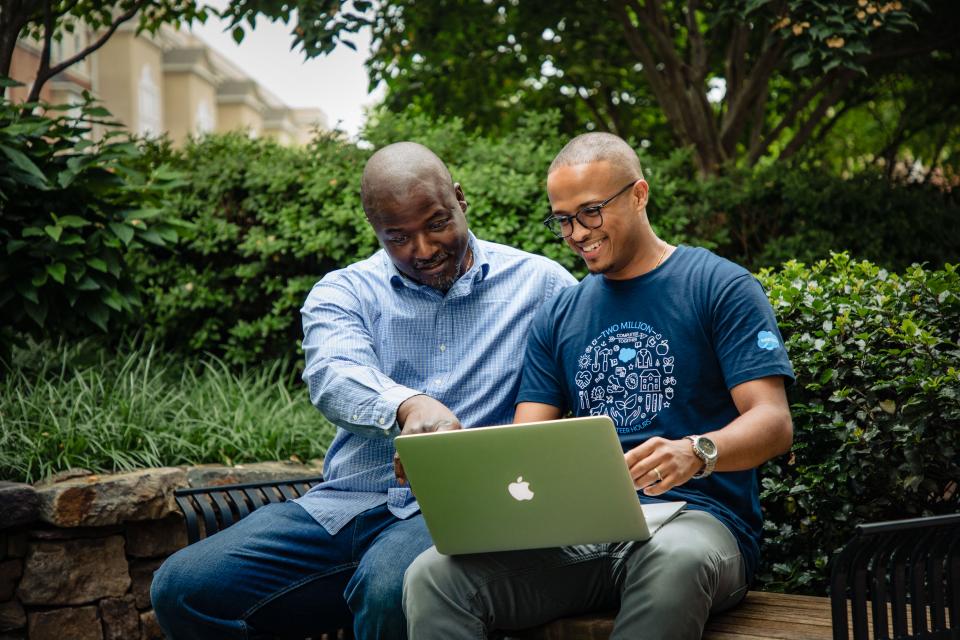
top-left (152, 142), bottom-right (575, 640)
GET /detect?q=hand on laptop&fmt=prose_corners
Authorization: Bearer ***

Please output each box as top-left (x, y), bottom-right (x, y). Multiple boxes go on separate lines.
top-left (623, 436), bottom-right (703, 496)
top-left (394, 394), bottom-right (463, 484)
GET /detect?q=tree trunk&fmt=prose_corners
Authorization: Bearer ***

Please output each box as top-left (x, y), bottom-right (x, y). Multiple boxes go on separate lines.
top-left (0, 0), bottom-right (34, 96)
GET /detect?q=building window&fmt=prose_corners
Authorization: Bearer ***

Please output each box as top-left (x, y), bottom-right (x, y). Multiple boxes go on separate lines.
top-left (195, 100), bottom-right (214, 135)
top-left (137, 65), bottom-right (162, 136)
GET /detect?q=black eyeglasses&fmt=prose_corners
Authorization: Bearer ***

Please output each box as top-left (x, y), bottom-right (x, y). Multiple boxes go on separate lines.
top-left (542, 181), bottom-right (636, 239)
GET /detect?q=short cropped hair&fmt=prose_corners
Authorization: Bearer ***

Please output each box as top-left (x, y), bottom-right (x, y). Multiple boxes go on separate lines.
top-left (360, 142), bottom-right (453, 218)
top-left (549, 132), bottom-right (644, 181)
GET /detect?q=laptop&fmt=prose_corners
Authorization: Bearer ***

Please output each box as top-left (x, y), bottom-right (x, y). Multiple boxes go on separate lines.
top-left (393, 415), bottom-right (686, 555)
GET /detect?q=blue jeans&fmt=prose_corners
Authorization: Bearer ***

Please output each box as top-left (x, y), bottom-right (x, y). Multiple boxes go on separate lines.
top-left (151, 501), bottom-right (432, 640)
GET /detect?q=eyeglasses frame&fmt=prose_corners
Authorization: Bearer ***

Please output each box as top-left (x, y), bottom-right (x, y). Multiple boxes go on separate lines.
top-left (542, 180), bottom-right (638, 239)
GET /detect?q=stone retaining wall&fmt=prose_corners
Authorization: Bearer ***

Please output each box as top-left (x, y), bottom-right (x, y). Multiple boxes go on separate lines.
top-left (0, 461), bottom-right (323, 640)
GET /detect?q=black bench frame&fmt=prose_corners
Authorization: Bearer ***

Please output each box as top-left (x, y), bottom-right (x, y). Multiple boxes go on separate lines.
top-left (174, 475), bottom-right (325, 544)
top-left (829, 512), bottom-right (960, 640)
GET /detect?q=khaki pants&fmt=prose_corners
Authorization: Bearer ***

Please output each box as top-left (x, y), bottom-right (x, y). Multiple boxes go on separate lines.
top-left (403, 509), bottom-right (747, 640)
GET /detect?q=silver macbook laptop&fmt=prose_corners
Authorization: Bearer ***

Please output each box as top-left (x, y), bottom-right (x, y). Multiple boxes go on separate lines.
top-left (393, 415), bottom-right (686, 555)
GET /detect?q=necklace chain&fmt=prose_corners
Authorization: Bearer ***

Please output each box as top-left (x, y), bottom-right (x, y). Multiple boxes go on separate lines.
top-left (651, 241), bottom-right (668, 272)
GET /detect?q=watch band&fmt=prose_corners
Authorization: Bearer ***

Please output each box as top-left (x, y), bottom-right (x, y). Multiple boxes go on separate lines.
top-left (686, 435), bottom-right (717, 479)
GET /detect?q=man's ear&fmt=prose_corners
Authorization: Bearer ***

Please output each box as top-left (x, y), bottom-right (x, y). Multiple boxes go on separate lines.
top-left (454, 182), bottom-right (468, 214)
top-left (632, 180), bottom-right (650, 211)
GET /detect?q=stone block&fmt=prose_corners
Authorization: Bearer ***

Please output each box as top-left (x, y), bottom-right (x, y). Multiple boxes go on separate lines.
top-left (5, 534), bottom-right (26, 559)
top-left (100, 595), bottom-right (140, 640)
top-left (139, 610), bottom-right (164, 640)
top-left (17, 536), bottom-right (130, 605)
top-left (36, 468), bottom-right (187, 527)
top-left (0, 560), bottom-right (22, 601)
top-left (0, 484), bottom-right (38, 530)
top-left (0, 600), bottom-right (25, 632)
top-left (29, 525), bottom-right (124, 541)
top-left (129, 559), bottom-right (164, 610)
top-left (186, 460), bottom-right (323, 487)
top-left (126, 515), bottom-right (187, 558)
top-left (28, 606), bottom-right (102, 640)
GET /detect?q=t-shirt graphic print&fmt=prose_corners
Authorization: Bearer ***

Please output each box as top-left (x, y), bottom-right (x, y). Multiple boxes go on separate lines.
top-left (576, 321), bottom-right (676, 433)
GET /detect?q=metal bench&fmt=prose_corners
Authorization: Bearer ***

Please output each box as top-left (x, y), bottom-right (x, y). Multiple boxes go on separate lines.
top-left (174, 478), bottom-right (958, 639)
top-left (174, 475), bottom-right (325, 544)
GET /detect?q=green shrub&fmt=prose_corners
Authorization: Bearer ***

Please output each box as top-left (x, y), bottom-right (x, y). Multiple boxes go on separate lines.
top-left (755, 254), bottom-right (960, 593)
top-left (132, 131), bottom-right (373, 365)
top-left (719, 164), bottom-right (960, 272)
top-left (133, 112), bottom-right (729, 364)
top-left (0, 96), bottom-right (185, 355)
top-left (0, 338), bottom-right (333, 483)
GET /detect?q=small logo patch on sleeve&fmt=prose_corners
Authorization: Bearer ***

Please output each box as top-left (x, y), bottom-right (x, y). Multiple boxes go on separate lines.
top-left (757, 330), bottom-right (780, 351)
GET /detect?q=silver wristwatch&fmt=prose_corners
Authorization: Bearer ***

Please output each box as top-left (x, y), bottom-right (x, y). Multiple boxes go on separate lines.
top-left (686, 435), bottom-right (718, 479)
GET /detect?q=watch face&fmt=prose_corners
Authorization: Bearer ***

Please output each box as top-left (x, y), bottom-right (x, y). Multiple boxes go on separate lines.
top-left (698, 438), bottom-right (717, 457)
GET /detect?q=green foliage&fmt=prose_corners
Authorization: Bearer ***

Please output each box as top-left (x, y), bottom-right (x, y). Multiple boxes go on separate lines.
top-left (218, 0), bottom-right (959, 175)
top-left (0, 98), bottom-right (185, 348)
top-left (2, 1), bottom-right (211, 102)
top-left (134, 110), bottom-right (958, 364)
top-left (755, 255), bottom-right (960, 593)
top-left (647, 157), bottom-right (960, 272)
top-left (0, 339), bottom-right (333, 484)
top-left (133, 130), bottom-right (374, 365)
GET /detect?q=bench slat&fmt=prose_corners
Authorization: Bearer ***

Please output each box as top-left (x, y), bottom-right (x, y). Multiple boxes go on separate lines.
top-left (506, 592), bottom-right (834, 640)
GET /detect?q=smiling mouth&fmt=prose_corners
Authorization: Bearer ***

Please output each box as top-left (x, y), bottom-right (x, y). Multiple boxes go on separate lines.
top-left (578, 238), bottom-right (605, 256)
top-left (415, 256), bottom-right (448, 273)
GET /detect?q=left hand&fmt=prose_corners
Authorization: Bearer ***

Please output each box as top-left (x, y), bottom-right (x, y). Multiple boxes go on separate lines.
top-left (624, 436), bottom-right (704, 496)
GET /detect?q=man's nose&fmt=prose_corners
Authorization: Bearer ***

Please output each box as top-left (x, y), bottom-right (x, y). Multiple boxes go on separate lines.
top-left (411, 234), bottom-right (435, 259)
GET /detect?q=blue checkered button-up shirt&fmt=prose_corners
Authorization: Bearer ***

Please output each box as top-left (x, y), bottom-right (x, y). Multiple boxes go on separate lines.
top-left (295, 233), bottom-right (576, 534)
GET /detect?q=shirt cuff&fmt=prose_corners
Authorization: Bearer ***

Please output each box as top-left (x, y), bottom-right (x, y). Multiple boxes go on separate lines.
top-left (378, 385), bottom-right (424, 435)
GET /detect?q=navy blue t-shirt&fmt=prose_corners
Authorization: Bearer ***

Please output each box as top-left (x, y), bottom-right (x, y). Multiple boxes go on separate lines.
top-left (517, 245), bottom-right (795, 581)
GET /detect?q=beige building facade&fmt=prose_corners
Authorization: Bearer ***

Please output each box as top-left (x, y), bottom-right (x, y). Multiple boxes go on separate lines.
top-left (10, 23), bottom-right (327, 145)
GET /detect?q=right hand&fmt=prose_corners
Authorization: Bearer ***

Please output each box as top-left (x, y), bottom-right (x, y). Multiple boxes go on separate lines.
top-left (393, 395), bottom-right (462, 485)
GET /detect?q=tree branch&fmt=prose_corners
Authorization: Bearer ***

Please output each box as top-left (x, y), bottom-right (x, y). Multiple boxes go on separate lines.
top-left (779, 70), bottom-right (856, 160)
top-left (747, 70), bottom-right (839, 164)
top-left (720, 30), bottom-right (784, 155)
top-left (25, 0), bottom-right (54, 103)
top-left (27, 0), bottom-right (146, 102)
top-left (723, 20), bottom-right (749, 117)
top-left (685, 0), bottom-right (707, 85)
top-left (0, 0), bottom-right (40, 88)
top-left (613, 1), bottom-right (687, 138)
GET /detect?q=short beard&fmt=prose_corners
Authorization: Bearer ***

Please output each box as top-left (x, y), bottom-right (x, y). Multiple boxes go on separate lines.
top-left (430, 260), bottom-right (463, 294)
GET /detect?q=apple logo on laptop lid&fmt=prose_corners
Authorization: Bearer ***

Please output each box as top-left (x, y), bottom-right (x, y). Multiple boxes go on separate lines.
top-left (508, 476), bottom-right (535, 501)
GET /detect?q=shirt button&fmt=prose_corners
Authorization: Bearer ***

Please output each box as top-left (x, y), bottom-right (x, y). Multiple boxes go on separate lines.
top-left (353, 414), bottom-right (358, 420)
top-left (439, 344), bottom-right (446, 351)
top-left (435, 379), bottom-right (442, 385)
top-left (378, 417), bottom-right (386, 425)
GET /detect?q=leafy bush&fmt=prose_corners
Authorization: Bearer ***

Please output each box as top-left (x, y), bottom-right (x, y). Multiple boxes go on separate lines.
top-left (0, 338), bottom-right (333, 483)
top-left (755, 254), bottom-right (960, 593)
top-left (0, 96), bottom-right (185, 355)
top-left (132, 131), bottom-right (374, 365)
top-left (133, 111), bottom-right (729, 364)
top-left (717, 164), bottom-right (960, 272)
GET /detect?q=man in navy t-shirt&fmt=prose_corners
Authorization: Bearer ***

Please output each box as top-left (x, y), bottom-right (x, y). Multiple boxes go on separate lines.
top-left (404, 133), bottom-right (795, 639)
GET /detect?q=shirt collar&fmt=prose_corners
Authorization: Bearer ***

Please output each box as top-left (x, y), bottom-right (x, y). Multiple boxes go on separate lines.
top-left (387, 231), bottom-right (490, 291)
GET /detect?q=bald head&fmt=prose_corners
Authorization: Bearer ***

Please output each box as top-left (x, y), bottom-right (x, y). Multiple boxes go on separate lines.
top-left (549, 132), bottom-right (644, 182)
top-left (361, 142), bottom-right (455, 219)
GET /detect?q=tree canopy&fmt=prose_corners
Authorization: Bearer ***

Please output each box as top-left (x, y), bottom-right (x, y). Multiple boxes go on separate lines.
top-left (223, 0), bottom-right (959, 176)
